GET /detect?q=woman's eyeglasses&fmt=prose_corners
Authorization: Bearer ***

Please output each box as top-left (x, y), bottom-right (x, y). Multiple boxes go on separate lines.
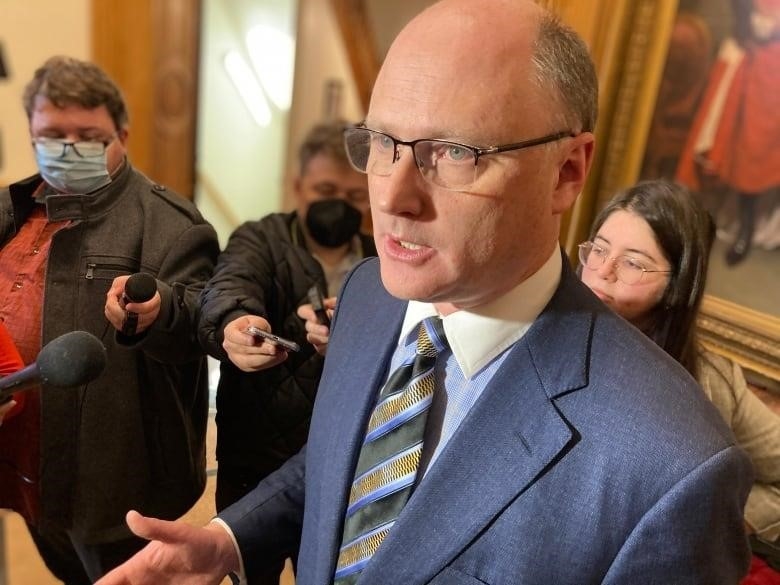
top-left (578, 241), bottom-right (671, 285)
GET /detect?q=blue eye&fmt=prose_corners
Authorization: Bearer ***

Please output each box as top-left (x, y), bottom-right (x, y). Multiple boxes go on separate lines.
top-left (374, 134), bottom-right (394, 152)
top-left (427, 142), bottom-right (473, 164)
top-left (445, 145), bottom-right (470, 161)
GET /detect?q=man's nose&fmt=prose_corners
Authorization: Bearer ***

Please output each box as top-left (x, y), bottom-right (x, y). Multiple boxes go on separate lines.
top-left (374, 148), bottom-right (426, 216)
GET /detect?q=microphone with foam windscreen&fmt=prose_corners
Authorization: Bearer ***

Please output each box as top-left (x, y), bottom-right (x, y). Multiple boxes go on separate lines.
top-left (0, 331), bottom-right (107, 402)
top-left (121, 272), bottom-right (157, 337)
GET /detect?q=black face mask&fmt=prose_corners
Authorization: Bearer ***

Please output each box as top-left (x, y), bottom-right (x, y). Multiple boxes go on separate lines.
top-left (305, 199), bottom-right (362, 248)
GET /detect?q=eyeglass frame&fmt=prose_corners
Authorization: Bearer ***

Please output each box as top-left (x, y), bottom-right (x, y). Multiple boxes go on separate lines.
top-left (577, 241), bottom-right (672, 285)
top-left (32, 134), bottom-right (118, 159)
top-left (343, 125), bottom-right (575, 190)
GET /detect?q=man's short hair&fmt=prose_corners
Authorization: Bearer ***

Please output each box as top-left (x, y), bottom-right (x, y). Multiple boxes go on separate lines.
top-left (532, 13), bottom-right (598, 134)
top-left (298, 120), bottom-right (351, 175)
top-left (23, 55), bottom-right (129, 130)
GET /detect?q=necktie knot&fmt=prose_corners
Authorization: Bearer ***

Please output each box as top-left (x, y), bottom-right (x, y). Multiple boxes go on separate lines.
top-left (417, 316), bottom-right (448, 358)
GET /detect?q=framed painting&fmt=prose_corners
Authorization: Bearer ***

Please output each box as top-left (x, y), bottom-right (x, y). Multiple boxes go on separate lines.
top-left (328, 0), bottom-right (779, 384)
top-left (578, 0), bottom-right (780, 385)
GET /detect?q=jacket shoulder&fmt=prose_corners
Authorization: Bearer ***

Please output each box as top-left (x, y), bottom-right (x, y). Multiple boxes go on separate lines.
top-left (127, 170), bottom-right (206, 223)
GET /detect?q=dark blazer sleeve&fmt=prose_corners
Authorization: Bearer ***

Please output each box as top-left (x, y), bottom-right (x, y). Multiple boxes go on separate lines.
top-left (128, 221), bottom-right (219, 363)
top-left (198, 220), bottom-right (277, 361)
top-left (218, 447), bottom-right (307, 579)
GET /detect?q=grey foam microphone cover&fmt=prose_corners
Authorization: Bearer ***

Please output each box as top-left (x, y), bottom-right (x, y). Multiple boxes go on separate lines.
top-left (36, 331), bottom-right (107, 387)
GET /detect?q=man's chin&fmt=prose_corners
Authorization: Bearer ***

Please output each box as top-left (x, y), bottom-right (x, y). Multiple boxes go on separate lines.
top-left (380, 270), bottom-right (435, 302)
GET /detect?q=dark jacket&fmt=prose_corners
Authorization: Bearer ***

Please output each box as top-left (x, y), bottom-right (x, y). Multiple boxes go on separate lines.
top-left (0, 164), bottom-right (219, 541)
top-left (198, 212), bottom-right (376, 478)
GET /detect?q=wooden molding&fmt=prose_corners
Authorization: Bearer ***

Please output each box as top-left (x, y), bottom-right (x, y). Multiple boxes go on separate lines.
top-left (699, 295), bottom-right (780, 387)
top-left (330, 0), bottom-right (382, 112)
top-left (91, 0), bottom-right (201, 199)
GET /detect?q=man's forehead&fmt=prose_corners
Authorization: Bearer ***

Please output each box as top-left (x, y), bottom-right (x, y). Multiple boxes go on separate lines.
top-left (32, 99), bottom-right (108, 116)
top-left (366, 78), bottom-right (543, 145)
top-left (303, 154), bottom-right (365, 180)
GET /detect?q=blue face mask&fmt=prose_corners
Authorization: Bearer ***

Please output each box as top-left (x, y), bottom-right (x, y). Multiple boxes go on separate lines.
top-left (35, 146), bottom-right (111, 194)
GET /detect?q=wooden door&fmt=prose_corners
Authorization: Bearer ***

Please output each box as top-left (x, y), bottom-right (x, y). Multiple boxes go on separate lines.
top-left (92, 0), bottom-right (201, 199)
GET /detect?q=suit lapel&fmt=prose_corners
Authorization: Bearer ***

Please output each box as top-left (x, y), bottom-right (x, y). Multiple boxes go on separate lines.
top-left (357, 267), bottom-right (595, 584)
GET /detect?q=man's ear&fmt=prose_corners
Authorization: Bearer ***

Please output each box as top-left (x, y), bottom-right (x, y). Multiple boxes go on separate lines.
top-left (291, 175), bottom-right (303, 201)
top-left (117, 127), bottom-right (129, 146)
top-left (551, 132), bottom-right (595, 214)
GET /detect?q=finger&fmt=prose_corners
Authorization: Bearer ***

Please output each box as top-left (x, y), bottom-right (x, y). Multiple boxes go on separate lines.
top-left (233, 351), bottom-right (288, 373)
top-left (224, 337), bottom-right (281, 356)
top-left (104, 305), bottom-right (123, 330)
top-left (107, 275), bottom-right (130, 296)
top-left (313, 323), bottom-right (330, 337)
top-left (126, 510), bottom-right (188, 544)
top-left (224, 325), bottom-right (262, 346)
top-left (124, 293), bottom-right (162, 314)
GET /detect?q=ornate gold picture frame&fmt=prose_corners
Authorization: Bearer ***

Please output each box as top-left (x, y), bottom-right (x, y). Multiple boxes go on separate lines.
top-left (570, 0), bottom-right (780, 386)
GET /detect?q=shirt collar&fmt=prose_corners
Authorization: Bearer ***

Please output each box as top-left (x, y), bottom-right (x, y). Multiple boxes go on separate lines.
top-left (400, 248), bottom-right (562, 379)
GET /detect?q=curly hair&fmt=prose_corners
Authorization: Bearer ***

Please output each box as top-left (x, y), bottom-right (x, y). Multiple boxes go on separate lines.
top-left (297, 120), bottom-right (352, 175)
top-left (23, 55), bottom-right (128, 130)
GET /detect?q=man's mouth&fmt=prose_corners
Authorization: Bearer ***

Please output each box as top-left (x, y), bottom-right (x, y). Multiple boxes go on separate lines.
top-left (398, 240), bottom-right (423, 251)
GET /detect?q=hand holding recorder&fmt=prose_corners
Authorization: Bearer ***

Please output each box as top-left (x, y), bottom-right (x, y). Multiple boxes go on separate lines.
top-left (296, 285), bottom-right (337, 356)
top-left (221, 316), bottom-right (293, 373)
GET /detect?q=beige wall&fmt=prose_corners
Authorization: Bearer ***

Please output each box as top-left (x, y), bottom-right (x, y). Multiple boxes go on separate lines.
top-left (0, 0), bottom-right (91, 186)
top-left (283, 0), bottom-right (363, 209)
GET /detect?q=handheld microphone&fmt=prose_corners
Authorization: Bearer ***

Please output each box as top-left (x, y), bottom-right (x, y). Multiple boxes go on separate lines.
top-left (121, 272), bottom-right (157, 337)
top-left (0, 331), bottom-right (107, 402)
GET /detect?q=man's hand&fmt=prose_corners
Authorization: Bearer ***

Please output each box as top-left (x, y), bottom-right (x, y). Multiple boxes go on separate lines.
top-left (297, 296), bottom-right (336, 356)
top-left (104, 275), bottom-right (161, 335)
top-left (95, 511), bottom-right (239, 585)
top-left (222, 316), bottom-right (289, 372)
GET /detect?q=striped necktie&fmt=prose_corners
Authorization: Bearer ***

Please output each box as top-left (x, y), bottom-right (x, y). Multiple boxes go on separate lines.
top-left (334, 316), bottom-right (448, 584)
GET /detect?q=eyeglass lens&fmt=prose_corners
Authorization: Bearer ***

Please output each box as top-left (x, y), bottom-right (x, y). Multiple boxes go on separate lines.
top-left (345, 129), bottom-right (479, 190)
top-left (579, 243), bottom-right (648, 285)
top-left (34, 139), bottom-right (107, 158)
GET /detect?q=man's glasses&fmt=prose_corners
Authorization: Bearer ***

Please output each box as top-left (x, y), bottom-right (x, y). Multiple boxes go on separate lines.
top-left (344, 126), bottom-right (573, 191)
top-left (32, 135), bottom-right (117, 158)
top-left (578, 241), bottom-right (671, 285)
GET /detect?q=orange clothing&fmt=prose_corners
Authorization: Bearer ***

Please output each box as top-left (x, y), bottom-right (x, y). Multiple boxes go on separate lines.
top-left (676, 0), bottom-right (780, 194)
top-left (0, 201), bottom-right (69, 524)
top-left (0, 321), bottom-right (25, 416)
top-left (0, 322), bottom-right (23, 373)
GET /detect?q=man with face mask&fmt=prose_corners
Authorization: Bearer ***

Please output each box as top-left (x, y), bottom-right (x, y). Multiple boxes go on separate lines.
top-left (197, 120), bottom-right (375, 584)
top-left (0, 56), bottom-right (219, 583)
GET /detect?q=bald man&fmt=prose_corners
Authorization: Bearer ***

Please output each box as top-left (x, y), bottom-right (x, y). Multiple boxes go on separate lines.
top-left (97, 1), bottom-right (751, 583)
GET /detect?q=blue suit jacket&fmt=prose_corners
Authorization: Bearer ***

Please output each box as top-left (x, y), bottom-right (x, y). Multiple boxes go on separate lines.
top-left (221, 256), bottom-right (752, 584)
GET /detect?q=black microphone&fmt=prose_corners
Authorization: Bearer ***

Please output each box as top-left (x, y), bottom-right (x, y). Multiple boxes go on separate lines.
top-left (121, 272), bottom-right (157, 337)
top-left (0, 331), bottom-right (107, 401)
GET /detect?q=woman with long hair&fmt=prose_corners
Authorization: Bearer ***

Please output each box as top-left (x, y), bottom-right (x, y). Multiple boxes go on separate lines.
top-left (579, 180), bottom-right (780, 579)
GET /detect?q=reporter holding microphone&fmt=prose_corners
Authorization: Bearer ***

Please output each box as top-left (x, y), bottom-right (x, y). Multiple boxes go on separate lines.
top-left (0, 56), bottom-right (219, 583)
